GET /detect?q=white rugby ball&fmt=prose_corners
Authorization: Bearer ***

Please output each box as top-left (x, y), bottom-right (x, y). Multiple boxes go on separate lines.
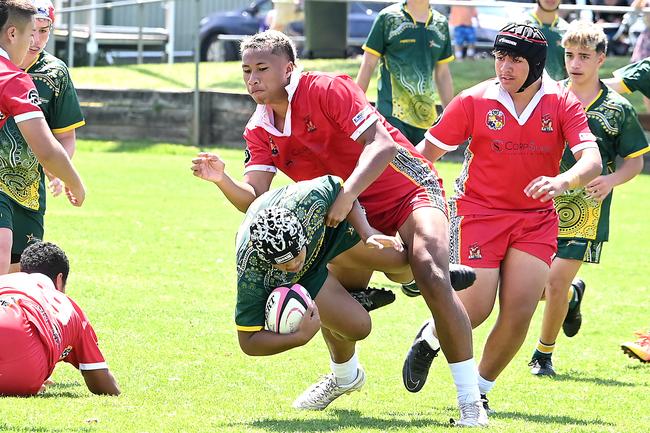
top-left (264, 284), bottom-right (312, 334)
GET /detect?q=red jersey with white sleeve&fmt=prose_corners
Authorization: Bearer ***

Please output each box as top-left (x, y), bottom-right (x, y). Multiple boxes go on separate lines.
top-left (0, 272), bottom-right (106, 377)
top-left (425, 76), bottom-right (597, 215)
top-left (243, 69), bottom-right (447, 234)
top-left (0, 48), bottom-right (44, 129)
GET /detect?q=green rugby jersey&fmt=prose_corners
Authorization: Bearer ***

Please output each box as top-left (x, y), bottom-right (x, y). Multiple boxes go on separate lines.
top-left (555, 82), bottom-right (650, 242)
top-left (362, 2), bottom-right (453, 129)
top-left (0, 51), bottom-right (84, 212)
top-left (235, 175), bottom-right (358, 331)
top-left (614, 58), bottom-right (650, 98)
top-left (522, 12), bottom-right (569, 81)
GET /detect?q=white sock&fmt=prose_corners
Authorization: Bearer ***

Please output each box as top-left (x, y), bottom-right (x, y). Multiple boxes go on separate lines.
top-left (421, 320), bottom-right (440, 350)
top-left (449, 359), bottom-right (481, 403)
top-left (330, 351), bottom-right (359, 386)
top-left (478, 374), bottom-right (495, 395)
top-left (454, 49), bottom-right (464, 59)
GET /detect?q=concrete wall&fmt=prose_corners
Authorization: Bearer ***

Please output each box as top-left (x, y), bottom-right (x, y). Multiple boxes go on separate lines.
top-left (76, 87), bottom-right (650, 173)
top-left (76, 88), bottom-right (256, 146)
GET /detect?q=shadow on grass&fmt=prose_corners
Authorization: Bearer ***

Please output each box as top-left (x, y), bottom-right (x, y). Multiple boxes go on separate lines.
top-left (550, 373), bottom-right (635, 387)
top-left (491, 410), bottom-right (615, 426)
top-left (238, 409), bottom-right (449, 431)
top-left (0, 423), bottom-right (91, 432)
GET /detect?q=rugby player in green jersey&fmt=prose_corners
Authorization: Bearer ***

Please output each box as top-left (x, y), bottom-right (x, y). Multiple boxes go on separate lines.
top-left (529, 21), bottom-right (650, 376)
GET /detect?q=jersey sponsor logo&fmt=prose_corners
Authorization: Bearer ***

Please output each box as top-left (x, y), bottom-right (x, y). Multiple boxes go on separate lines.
top-left (352, 106), bottom-right (373, 127)
top-left (304, 116), bottom-right (317, 133)
top-left (491, 139), bottom-right (552, 154)
top-left (486, 109), bottom-right (505, 130)
top-left (27, 89), bottom-right (40, 106)
top-left (244, 148), bottom-right (251, 164)
top-left (541, 114), bottom-right (553, 132)
top-left (468, 242), bottom-right (482, 260)
top-left (400, 38), bottom-right (416, 44)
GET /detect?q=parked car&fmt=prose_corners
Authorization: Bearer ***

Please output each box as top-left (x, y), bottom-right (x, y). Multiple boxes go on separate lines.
top-left (199, 0), bottom-right (385, 61)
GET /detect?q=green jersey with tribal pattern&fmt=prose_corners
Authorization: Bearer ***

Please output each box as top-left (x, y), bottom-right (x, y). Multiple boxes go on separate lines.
top-left (555, 82), bottom-right (649, 242)
top-left (235, 175), bottom-right (359, 331)
top-left (0, 51), bottom-right (84, 212)
top-left (362, 2), bottom-right (453, 129)
top-left (614, 58), bottom-right (650, 98)
top-left (521, 12), bottom-right (569, 81)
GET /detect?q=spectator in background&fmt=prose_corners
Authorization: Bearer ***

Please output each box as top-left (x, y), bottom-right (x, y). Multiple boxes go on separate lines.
top-left (267, 0), bottom-right (303, 33)
top-left (449, 2), bottom-right (478, 60)
top-left (522, 0), bottom-right (570, 80)
top-left (631, 1), bottom-right (650, 61)
top-left (591, 0), bottom-right (629, 23)
top-left (356, 0), bottom-right (454, 146)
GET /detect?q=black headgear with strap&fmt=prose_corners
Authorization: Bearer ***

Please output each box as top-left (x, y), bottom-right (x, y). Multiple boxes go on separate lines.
top-left (494, 23), bottom-right (548, 93)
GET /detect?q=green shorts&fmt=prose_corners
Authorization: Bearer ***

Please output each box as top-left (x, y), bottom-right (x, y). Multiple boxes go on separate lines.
top-left (297, 222), bottom-right (361, 299)
top-left (0, 193), bottom-right (44, 263)
top-left (556, 238), bottom-right (603, 264)
top-left (385, 116), bottom-right (427, 146)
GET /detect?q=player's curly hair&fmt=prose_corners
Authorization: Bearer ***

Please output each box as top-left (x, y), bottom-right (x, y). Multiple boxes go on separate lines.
top-left (240, 30), bottom-right (297, 63)
top-left (20, 241), bottom-right (69, 286)
top-left (249, 206), bottom-right (306, 264)
top-left (0, 0), bottom-right (37, 31)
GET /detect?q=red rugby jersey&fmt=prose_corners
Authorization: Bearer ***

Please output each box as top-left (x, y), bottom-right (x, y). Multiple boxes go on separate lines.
top-left (0, 273), bottom-right (106, 378)
top-left (426, 76), bottom-right (597, 214)
top-left (0, 49), bottom-right (43, 129)
top-left (243, 70), bottom-right (440, 211)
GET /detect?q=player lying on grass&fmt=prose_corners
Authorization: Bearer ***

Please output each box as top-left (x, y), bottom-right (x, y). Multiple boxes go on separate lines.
top-left (191, 29), bottom-right (484, 426)
top-left (234, 175), bottom-right (413, 410)
top-left (0, 241), bottom-right (119, 396)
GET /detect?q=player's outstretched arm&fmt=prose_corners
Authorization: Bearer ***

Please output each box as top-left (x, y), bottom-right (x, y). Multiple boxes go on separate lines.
top-left (355, 51), bottom-right (380, 93)
top-left (237, 303), bottom-right (320, 356)
top-left (191, 152), bottom-right (274, 212)
top-left (326, 121), bottom-right (398, 227)
top-left (346, 200), bottom-right (403, 251)
top-left (17, 117), bottom-right (85, 206)
top-left (525, 147), bottom-right (602, 202)
top-left (81, 368), bottom-right (120, 396)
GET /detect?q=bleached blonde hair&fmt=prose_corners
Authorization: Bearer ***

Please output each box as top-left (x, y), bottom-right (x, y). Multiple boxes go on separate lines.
top-left (561, 20), bottom-right (608, 54)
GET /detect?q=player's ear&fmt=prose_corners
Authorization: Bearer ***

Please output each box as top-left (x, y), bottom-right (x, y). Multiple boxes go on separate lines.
top-left (285, 61), bottom-right (295, 79)
top-left (55, 272), bottom-right (66, 293)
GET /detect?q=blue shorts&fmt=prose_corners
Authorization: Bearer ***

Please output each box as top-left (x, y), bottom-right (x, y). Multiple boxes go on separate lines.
top-left (454, 26), bottom-right (476, 46)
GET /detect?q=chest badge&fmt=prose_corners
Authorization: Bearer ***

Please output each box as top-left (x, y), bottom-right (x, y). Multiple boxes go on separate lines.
top-left (304, 116), bottom-right (317, 133)
top-left (486, 109), bottom-right (505, 131)
top-left (541, 113), bottom-right (553, 133)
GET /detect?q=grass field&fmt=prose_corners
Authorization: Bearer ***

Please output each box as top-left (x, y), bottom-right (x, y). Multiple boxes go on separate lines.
top-left (1, 141), bottom-right (647, 432)
top-left (68, 56), bottom-right (649, 113)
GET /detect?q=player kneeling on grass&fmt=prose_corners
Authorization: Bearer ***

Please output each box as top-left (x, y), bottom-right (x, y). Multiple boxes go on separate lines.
top-left (0, 242), bottom-right (119, 396)
top-left (235, 175), bottom-right (417, 410)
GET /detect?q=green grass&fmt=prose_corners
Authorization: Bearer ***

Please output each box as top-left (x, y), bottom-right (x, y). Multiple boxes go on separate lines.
top-left (69, 56), bottom-right (649, 112)
top-left (1, 140), bottom-right (648, 432)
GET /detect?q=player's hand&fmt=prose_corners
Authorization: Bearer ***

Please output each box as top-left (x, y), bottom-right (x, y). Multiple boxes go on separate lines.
top-left (48, 177), bottom-right (64, 197)
top-left (296, 302), bottom-right (321, 344)
top-left (365, 234), bottom-right (404, 251)
top-left (524, 175), bottom-right (567, 202)
top-left (64, 184), bottom-right (85, 207)
top-left (326, 190), bottom-right (355, 228)
top-left (585, 176), bottom-right (614, 202)
top-left (191, 152), bottom-right (226, 183)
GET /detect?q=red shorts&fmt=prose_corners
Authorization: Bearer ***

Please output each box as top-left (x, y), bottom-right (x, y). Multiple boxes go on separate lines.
top-left (361, 160), bottom-right (448, 235)
top-left (0, 302), bottom-right (49, 396)
top-left (449, 210), bottom-right (558, 268)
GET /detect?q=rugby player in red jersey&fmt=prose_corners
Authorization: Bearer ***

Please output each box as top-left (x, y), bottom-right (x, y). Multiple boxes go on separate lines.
top-left (404, 23), bottom-right (602, 412)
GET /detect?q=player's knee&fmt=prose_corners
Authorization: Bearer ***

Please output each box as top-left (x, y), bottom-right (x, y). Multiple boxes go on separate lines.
top-left (546, 276), bottom-right (571, 300)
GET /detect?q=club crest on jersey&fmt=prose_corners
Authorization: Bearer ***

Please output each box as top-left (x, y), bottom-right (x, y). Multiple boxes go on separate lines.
top-left (541, 113), bottom-right (553, 132)
top-left (468, 242), bottom-right (482, 260)
top-left (304, 116), bottom-right (316, 133)
top-left (486, 109), bottom-right (505, 131)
